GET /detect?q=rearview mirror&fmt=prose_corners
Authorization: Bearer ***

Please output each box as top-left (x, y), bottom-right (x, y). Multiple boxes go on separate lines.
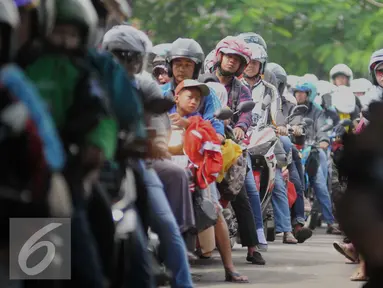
top-left (261, 94), bottom-right (272, 110)
top-left (302, 118), bottom-right (313, 127)
top-left (320, 124), bottom-right (333, 132)
top-left (339, 119), bottom-right (353, 127)
top-left (290, 105), bottom-right (308, 117)
top-left (144, 98), bottom-right (175, 114)
top-left (214, 107), bottom-right (233, 120)
top-left (237, 101), bottom-right (255, 113)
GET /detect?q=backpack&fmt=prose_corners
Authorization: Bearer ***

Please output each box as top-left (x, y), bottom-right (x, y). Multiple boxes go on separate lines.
top-left (23, 54), bottom-right (111, 148)
top-left (216, 153), bottom-right (247, 201)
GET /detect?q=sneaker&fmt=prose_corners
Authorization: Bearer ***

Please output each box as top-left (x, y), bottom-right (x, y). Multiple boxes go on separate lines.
top-left (283, 232), bottom-right (298, 244)
top-left (293, 225), bottom-right (313, 243)
top-left (246, 251), bottom-right (266, 265)
top-left (327, 224), bottom-right (342, 235)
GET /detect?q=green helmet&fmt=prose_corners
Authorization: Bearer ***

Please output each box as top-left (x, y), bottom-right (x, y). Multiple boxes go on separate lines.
top-left (0, 0), bottom-right (20, 62)
top-left (54, 0), bottom-right (99, 47)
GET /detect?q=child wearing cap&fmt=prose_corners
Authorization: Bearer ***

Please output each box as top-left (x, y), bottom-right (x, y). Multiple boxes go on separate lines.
top-left (169, 79), bottom-right (210, 128)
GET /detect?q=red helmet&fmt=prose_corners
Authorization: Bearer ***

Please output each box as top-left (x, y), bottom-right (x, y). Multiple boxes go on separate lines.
top-left (215, 36), bottom-right (252, 76)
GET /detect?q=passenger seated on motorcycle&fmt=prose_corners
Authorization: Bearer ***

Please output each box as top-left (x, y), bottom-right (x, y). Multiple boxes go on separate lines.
top-left (292, 82), bottom-right (341, 235)
top-left (102, 24), bottom-right (195, 288)
top-left (161, 38), bottom-right (225, 141)
top-left (330, 63), bottom-right (363, 111)
top-left (270, 63), bottom-right (312, 243)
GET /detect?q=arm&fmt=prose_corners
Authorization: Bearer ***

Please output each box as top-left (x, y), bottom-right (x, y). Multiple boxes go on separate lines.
top-left (315, 110), bottom-right (330, 144)
top-left (235, 85), bottom-right (253, 132)
top-left (201, 90), bottom-right (225, 136)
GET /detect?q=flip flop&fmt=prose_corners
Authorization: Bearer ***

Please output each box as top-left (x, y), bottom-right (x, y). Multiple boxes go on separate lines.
top-left (333, 242), bottom-right (358, 262)
top-left (225, 269), bottom-right (249, 283)
top-left (350, 268), bottom-right (368, 282)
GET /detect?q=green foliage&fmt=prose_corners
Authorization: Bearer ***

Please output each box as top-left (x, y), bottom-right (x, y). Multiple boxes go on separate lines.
top-left (134, 0), bottom-right (383, 79)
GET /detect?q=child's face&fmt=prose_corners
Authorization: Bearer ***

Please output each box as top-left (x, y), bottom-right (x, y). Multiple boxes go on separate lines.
top-left (176, 88), bottom-right (202, 114)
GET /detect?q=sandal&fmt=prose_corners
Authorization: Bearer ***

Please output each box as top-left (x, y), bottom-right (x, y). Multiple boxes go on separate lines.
top-left (350, 267), bottom-right (368, 282)
top-left (333, 242), bottom-right (358, 262)
top-left (225, 269), bottom-right (249, 283)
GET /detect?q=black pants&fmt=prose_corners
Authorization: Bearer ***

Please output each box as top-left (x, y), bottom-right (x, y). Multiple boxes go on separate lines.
top-left (231, 186), bottom-right (259, 247)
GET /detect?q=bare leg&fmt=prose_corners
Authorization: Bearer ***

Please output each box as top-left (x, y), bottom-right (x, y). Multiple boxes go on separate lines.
top-left (214, 213), bottom-right (248, 282)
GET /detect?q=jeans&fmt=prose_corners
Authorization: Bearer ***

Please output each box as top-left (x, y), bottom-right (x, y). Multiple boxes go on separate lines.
top-left (272, 168), bottom-right (292, 232)
top-left (309, 149), bottom-right (335, 224)
top-left (136, 160), bottom-right (193, 288)
top-left (279, 136), bottom-right (305, 226)
top-left (127, 209), bottom-right (155, 288)
top-left (245, 153), bottom-right (264, 230)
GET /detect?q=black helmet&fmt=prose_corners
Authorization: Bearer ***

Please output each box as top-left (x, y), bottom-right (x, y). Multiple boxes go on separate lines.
top-left (166, 38), bottom-right (205, 79)
top-left (237, 32), bottom-right (267, 52)
top-left (0, 0), bottom-right (19, 63)
top-left (266, 62), bottom-right (287, 96)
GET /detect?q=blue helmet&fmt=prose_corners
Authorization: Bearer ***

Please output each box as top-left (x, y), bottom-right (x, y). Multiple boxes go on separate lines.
top-left (293, 81), bottom-right (317, 102)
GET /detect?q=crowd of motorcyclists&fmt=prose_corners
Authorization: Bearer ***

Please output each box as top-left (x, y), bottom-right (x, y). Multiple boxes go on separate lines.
top-left (0, 0), bottom-right (382, 287)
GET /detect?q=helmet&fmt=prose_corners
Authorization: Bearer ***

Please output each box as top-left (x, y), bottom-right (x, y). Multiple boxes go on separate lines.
top-left (54, 0), bottom-right (99, 47)
top-left (205, 82), bottom-right (228, 107)
top-left (215, 36), bottom-right (252, 77)
top-left (350, 78), bottom-right (373, 94)
top-left (329, 64), bottom-right (353, 83)
top-left (316, 80), bottom-right (337, 97)
top-left (203, 50), bottom-right (217, 73)
top-left (246, 43), bottom-right (267, 74)
top-left (287, 75), bottom-right (301, 89)
top-left (151, 43), bottom-right (172, 58)
top-left (102, 25), bottom-right (152, 53)
top-left (293, 81), bottom-right (317, 102)
top-left (237, 32), bottom-right (267, 52)
top-left (332, 85), bottom-right (356, 114)
top-left (15, 0), bottom-right (55, 38)
top-left (303, 73), bottom-right (318, 84)
top-left (102, 25), bottom-right (153, 73)
top-left (369, 49), bottom-right (383, 86)
top-left (263, 67), bottom-right (278, 88)
top-left (166, 38), bottom-right (204, 79)
top-left (266, 62), bottom-right (287, 96)
top-left (0, 0), bottom-right (20, 63)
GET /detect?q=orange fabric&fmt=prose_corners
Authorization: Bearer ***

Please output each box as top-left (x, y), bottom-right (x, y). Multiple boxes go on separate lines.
top-left (287, 181), bottom-right (297, 208)
top-left (183, 116), bottom-right (223, 189)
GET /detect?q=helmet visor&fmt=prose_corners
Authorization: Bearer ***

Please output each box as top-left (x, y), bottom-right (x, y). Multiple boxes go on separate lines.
top-left (167, 48), bottom-right (204, 64)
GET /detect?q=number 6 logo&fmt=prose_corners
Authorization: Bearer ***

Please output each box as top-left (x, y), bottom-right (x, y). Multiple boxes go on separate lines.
top-left (18, 223), bottom-right (62, 276)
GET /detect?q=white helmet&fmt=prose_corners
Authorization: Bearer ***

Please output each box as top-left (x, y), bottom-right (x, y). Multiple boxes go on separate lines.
top-left (205, 82), bottom-right (228, 108)
top-left (303, 73), bottom-right (318, 84)
top-left (332, 85), bottom-right (356, 114)
top-left (102, 25), bottom-right (153, 53)
top-left (329, 64), bottom-right (353, 83)
top-left (204, 50), bottom-right (217, 73)
top-left (350, 78), bottom-right (373, 94)
top-left (287, 75), bottom-right (301, 89)
top-left (316, 80), bottom-right (337, 97)
top-left (247, 43), bottom-right (268, 74)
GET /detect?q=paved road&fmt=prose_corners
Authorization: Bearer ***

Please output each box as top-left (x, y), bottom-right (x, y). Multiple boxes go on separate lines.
top-left (190, 228), bottom-right (363, 287)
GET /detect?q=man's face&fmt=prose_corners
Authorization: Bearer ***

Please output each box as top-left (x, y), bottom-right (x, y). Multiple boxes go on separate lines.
top-left (48, 24), bottom-right (82, 50)
top-left (244, 60), bottom-right (261, 77)
top-left (172, 58), bottom-right (195, 83)
top-left (221, 53), bottom-right (241, 74)
top-left (295, 91), bottom-right (308, 104)
top-left (176, 87), bottom-right (202, 114)
top-left (334, 74), bottom-right (349, 86)
top-left (375, 66), bottom-right (383, 87)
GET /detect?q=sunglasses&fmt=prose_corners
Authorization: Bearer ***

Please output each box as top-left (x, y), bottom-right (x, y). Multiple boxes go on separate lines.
top-left (375, 68), bottom-right (383, 78)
